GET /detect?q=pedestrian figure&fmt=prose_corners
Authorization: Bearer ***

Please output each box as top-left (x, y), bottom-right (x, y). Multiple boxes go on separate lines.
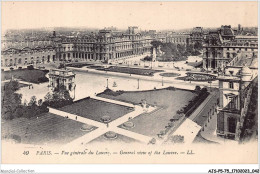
top-left (29, 85), bottom-right (30, 89)
top-left (107, 123), bottom-right (109, 128)
top-left (32, 85), bottom-right (34, 89)
top-left (76, 116), bottom-right (77, 120)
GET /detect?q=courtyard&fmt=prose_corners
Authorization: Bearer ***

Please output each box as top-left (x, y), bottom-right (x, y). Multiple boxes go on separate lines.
top-left (3, 65), bottom-right (215, 146)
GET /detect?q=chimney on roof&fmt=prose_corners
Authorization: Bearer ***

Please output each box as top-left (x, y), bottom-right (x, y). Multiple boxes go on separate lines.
top-left (238, 24), bottom-right (241, 31)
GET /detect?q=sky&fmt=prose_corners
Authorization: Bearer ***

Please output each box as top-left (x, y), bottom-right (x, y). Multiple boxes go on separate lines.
top-left (1, 1), bottom-right (258, 33)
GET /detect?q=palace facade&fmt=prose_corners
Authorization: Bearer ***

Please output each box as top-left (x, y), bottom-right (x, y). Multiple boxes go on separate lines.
top-left (1, 39), bottom-right (56, 67)
top-left (2, 27), bottom-right (168, 66)
top-left (166, 33), bottom-right (190, 45)
top-left (202, 25), bottom-right (258, 72)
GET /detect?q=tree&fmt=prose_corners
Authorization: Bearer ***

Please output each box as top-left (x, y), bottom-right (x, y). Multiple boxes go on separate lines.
top-left (2, 81), bottom-right (22, 120)
top-left (13, 106), bottom-right (24, 118)
top-left (44, 92), bottom-right (52, 103)
top-left (23, 99), bottom-right (28, 106)
top-left (28, 96), bottom-right (37, 106)
top-left (194, 41), bottom-right (203, 50)
top-left (169, 135), bottom-right (184, 143)
top-left (54, 85), bottom-right (73, 101)
top-left (3, 80), bottom-right (20, 92)
top-left (195, 85), bottom-right (201, 94)
top-left (151, 40), bottom-right (163, 48)
top-left (43, 85), bottom-right (73, 108)
top-left (38, 99), bottom-right (43, 106)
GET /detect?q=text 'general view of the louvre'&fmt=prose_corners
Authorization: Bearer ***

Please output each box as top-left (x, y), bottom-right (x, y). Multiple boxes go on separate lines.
top-left (1, 2), bottom-right (258, 153)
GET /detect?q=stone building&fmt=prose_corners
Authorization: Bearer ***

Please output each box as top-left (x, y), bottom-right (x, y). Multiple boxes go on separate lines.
top-left (166, 33), bottom-right (190, 46)
top-left (219, 25), bottom-right (235, 41)
top-left (1, 26), bottom-right (168, 66)
top-left (1, 39), bottom-right (56, 67)
top-left (202, 26), bottom-right (258, 71)
top-left (54, 27), bottom-right (163, 63)
top-left (190, 27), bottom-right (204, 44)
top-left (217, 66), bottom-right (257, 140)
top-left (55, 35), bottom-right (95, 62)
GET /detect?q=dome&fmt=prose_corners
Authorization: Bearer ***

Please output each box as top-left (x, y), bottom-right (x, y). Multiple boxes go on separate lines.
top-left (241, 66), bottom-right (252, 82)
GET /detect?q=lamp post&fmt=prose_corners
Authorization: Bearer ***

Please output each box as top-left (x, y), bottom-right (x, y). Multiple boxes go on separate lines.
top-left (73, 83), bottom-right (76, 100)
top-left (106, 78), bottom-right (109, 89)
top-left (208, 80), bottom-right (212, 92)
top-left (162, 77), bottom-right (164, 86)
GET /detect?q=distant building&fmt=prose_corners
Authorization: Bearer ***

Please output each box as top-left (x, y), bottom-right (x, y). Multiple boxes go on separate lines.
top-left (166, 33), bottom-right (190, 46)
top-left (219, 25), bottom-right (235, 41)
top-left (54, 26), bottom-right (166, 63)
top-left (1, 26), bottom-right (168, 66)
top-left (202, 25), bottom-right (258, 71)
top-left (190, 27), bottom-right (204, 44)
top-left (1, 39), bottom-right (56, 67)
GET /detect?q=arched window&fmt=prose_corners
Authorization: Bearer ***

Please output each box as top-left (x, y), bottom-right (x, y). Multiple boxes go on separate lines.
top-left (227, 52), bottom-right (230, 58)
top-left (5, 59), bottom-right (8, 66)
top-left (10, 59), bottom-right (13, 66)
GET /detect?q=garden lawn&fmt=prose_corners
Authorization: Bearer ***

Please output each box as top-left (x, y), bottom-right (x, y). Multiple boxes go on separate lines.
top-left (2, 69), bottom-right (49, 84)
top-left (176, 73), bottom-right (216, 82)
top-left (58, 98), bottom-right (133, 122)
top-left (97, 66), bottom-right (163, 76)
top-left (1, 113), bottom-right (93, 145)
top-left (98, 88), bottom-right (197, 137)
top-left (159, 73), bottom-right (180, 77)
top-left (2, 82), bottom-right (28, 90)
top-left (66, 62), bottom-right (94, 68)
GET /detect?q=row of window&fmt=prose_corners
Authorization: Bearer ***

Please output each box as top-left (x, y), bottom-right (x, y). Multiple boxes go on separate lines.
top-left (227, 47), bottom-right (254, 51)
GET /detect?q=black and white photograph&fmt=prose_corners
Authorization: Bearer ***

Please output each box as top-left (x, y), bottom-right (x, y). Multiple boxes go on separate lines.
top-left (0, 1), bottom-right (259, 172)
